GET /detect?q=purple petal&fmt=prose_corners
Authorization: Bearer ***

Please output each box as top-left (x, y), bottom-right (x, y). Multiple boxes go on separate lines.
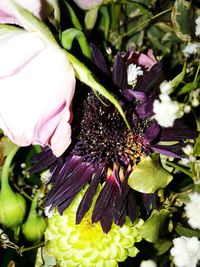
top-left (29, 148), bottom-right (57, 174)
top-left (143, 121), bottom-right (161, 144)
top-left (45, 163), bottom-right (94, 208)
top-left (58, 194), bottom-right (78, 214)
top-left (134, 62), bottom-right (163, 95)
top-left (112, 53), bottom-right (127, 91)
top-left (90, 43), bottom-right (109, 75)
top-left (100, 200), bottom-right (114, 233)
top-left (114, 181), bottom-right (129, 224)
top-left (76, 168), bottom-right (103, 224)
top-left (160, 128), bottom-right (199, 141)
top-left (150, 144), bottom-right (184, 158)
top-left (127, 191), bottom-right (137, 223)
top-left (135, 95), bottom-right (154, 119)
top-left (91, 180), bottom-right (114, 223)
top-left (141, 193), bottom-right (158, 214)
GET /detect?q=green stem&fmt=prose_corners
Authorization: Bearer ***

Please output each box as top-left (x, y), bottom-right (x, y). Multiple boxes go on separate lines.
top-left (193, 62), bottom-right (200, 84)
top-left (13, 184), bottom-right (33, 201)
top-left (123, 7), bottom-right (172, 38)
top-left (166, 161), bottom-right (192, 178)
top-left (20, 242), bottom-right (45, 253)
top-left (1, 145), bottom-right (19, 189)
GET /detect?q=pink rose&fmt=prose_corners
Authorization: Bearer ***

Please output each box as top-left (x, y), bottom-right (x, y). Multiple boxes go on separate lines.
top-left (0, 0), bottom-right (46, 25)
top-left (0, 29), bottom-right (75, 157)
top-left (73, 0), bottom-right (103, 10)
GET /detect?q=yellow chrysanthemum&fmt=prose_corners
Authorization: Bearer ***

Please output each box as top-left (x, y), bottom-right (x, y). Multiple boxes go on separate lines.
top-left (45, 187), bottom-right (143, 267)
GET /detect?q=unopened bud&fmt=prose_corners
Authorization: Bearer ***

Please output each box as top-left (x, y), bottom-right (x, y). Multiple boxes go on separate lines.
top-left (22, 194), bottom-right (47, 242)
top-left (0, 185), bottom-right (26, 228)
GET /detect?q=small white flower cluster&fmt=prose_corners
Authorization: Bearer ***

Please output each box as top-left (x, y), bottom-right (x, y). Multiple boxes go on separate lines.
top-left (195, 16), bottom-right (200, 37)
top-left (127, 63), bottom-right (143, 86)
top-left (190, 88), bottom-right (200, 107)
top-left (183, 88), bottom-right (200, 114)
top-left (170, 236), bottom-right (200, 267)
top-left (20, 162), bottom-right (30, 178)
top-left (183, 43), bottom-right (200, 57)
top-left (40, 169), bottom-right (51, 183)
top-left (140, 259), bottom-right (157, 267)
top-left (185, 192), bottom-right (200, 230)
top-left (44, 204), bottom-right (54, 218)
top-left (153, 81), bottom-right (181, 128)
top-left (180, 144), bottom-right (196, 165)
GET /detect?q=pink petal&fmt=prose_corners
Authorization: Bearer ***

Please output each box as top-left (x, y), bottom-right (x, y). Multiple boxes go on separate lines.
top-left (73, 0), bottom-right (103, 10)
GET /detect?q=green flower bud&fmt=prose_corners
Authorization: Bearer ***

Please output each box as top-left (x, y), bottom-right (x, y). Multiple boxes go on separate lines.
top-left (0, 183), bottom-right (26, 228)
top-left (0, 145), bottom-right (26, 228)
top-left (22, 194), bottom-right (47, 242)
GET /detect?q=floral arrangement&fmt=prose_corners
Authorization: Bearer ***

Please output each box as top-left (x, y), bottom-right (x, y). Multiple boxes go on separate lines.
top-left (0, 1), bottom-right (199, 267)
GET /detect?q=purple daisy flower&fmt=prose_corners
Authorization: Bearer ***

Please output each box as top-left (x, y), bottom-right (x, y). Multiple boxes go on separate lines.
top-left (30, 45), bottom-right (198, 233)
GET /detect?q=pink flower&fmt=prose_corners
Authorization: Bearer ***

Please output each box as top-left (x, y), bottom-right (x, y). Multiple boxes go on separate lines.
top-left (0, 0), bottom-right (49, 25)
top-left (0, 29), bottom-right (75, 157)
top-left (127, 49), bottom-right (157, 71)
top-left (73, 0), bottom-right (103, 10)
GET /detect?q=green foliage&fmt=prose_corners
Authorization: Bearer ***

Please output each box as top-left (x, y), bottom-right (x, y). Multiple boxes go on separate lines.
top-left (128, 155), bottom-right (173, 193)
top-left (171, 0), bottom-right (195, 41)
top-left (139, 209), bottom-right (170, 243)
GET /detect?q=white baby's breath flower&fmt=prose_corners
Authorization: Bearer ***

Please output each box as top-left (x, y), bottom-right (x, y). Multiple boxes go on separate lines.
top-left (182, 144), bottom-right (193, 156)
top-left (190, 88), bottom-right (200, 107)
top-left (183, 43), bottom-right (200, 57)
top-left (179, 157), bottom-right (190, 166)
top-left (40, 169), bottom-right (51, 183)
top-left (170, 236), bottom-right (200, 267)
top-left (44, 205), bottom-right (53, 218)
top-left (184, 105), bottom-right (191, 114)
top-left (140, 259), bottom-right (157, 267)
top-left (195, 16), bottom-right (200, 37)
top-left (160, 81), bottom-right (173, 95)
top-left (185, 192), bottom-right (200, 230)
top-left (153, 94), bottom-right (180, 127)
top-left (127, 63), bottom-right (143, 86)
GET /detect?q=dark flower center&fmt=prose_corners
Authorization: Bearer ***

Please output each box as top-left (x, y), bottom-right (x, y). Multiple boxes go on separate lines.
top-left (73, 93), bottom-right (149, 167)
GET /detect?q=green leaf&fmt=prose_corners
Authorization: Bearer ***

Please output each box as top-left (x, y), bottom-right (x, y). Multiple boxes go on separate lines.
top-left (99, 6), bottom-right (110, 40)
top-left (175, 223), bottom-right (200, 238)
top-left (85, 6), bottom-right (99, 30)
top-left (65, 51), bottom-right (130, 130)
top-left (171, 0), bottom-right (195, 41)
top-left (139, 209), bottom-right (170, 243)
top-left (63, 1), bottom-right (82, 31)
top-left (177, 82), bottom-right (198, 96)
top-left (7, 0), bottom-right (57, 44)
top-left (47, 0), bottom-right (60, 30)
top-left (154, 240), bottom-right (172, 255)
top-left (61, 29), bottom-right (91, 59)
top-left (171, 62), bottom-right (186, 89)
top-left (0, 137), bottom-right (16, 157)
top-left (128, 155), bottom-right (173, 193)
top-left (194, 134), bottom-right (200, 157)
top-left (165, 161), bottom-right (192, 177)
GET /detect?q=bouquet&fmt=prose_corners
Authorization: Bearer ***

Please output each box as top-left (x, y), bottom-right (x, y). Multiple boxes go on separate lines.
top-left (0, 1), bottom-right (199, 267)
